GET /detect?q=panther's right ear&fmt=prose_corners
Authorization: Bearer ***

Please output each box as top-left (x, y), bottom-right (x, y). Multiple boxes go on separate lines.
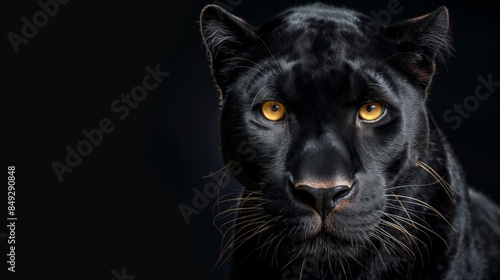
top-left (384, 6), bottom-right (453, 93)
top-left (200, 5), bottom-right (259, 96)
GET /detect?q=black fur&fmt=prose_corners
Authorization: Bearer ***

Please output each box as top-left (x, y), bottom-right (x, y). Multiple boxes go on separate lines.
top-left (200, 3), bottom-right (500, 279)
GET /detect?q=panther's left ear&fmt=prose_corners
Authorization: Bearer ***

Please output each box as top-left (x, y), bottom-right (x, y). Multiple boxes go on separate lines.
top-left (385, 6), bottom-right (453, 91)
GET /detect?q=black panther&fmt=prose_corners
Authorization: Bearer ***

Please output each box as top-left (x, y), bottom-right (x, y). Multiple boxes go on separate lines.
top-left (199, 3), bottom-right (500, 279)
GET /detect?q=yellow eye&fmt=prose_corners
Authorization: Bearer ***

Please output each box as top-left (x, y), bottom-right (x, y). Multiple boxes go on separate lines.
top-left (261, 101), bottom-right (285, 121)
top-left (358, 102), bottom-right (385, 121)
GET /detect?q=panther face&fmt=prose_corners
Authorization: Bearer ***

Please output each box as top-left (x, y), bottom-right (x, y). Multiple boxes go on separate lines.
top-left (201, 3), bottom-right (452, 270)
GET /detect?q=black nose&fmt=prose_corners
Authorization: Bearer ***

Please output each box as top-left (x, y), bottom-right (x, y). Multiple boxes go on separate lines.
top-left (294, 185), bottom-right (353, 219)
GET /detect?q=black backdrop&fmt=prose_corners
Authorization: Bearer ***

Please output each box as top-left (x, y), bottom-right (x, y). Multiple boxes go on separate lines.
top-left (2, 0), bottom-right (499, 279)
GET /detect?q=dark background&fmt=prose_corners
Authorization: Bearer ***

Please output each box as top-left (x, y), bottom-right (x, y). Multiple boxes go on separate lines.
top-left (2, 0), bottom-right (499, 279)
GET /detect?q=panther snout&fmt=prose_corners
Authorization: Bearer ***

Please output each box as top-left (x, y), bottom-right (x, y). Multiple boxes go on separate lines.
top-left (293, 179), bottom-right (355, 219)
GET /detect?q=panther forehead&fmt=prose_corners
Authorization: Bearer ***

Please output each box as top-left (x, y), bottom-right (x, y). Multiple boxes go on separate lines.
top-left (281, 3), bottom-right (362, 30)
top-left (257, 5), bottom-right (383, 73)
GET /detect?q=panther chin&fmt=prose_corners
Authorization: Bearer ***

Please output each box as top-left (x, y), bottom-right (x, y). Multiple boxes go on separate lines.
top-left (287, 229), bottom-right (371, 270)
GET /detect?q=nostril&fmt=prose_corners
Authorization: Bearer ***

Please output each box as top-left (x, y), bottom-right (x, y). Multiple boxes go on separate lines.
top-left (291, 186), bottom-right (317, 210)
top-left (332, 186), bottom-right (352, 202)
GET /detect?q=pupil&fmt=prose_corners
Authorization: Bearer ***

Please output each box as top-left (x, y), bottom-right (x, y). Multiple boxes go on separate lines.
top-left (272, 105), bottom-right (279, 112)
top-left (366, 105), bottom-right (374, 112)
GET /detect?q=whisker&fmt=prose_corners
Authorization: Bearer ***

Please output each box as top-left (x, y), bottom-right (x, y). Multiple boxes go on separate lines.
top-left (299, 256), bottom-right (307, 280)
top-left (385, 194), bottom-right (455, 230)
top-left (273, 230), bottom-right (288, 268)
top-left (215, 210), bottom-right (267, 236)
top-left (375, 226), bottom-right (415, 262)
top-left (385, 179), bottom-right (442, 192)
top-left (417, 160), bottom-right (458, 201)
top-left (216, 219), bottom-right (268, 267)
top-left (259, 229), bottom-right (286, 259)
top-left (383, 211), bottom-right (449, 251)
top-left (381, 218), bottom-right (425, 266)
top-left (367, 234), bottom-right (388, 271)
top-left (202, 163), bottom-right (231, 178)
top-left (384, 203), bottom-right (437, 217)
